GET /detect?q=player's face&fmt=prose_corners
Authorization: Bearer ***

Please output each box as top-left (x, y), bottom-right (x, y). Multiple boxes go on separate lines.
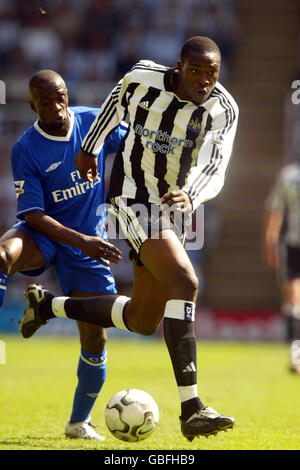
top-left (176, 51), bottom-right (220, 104)
top-left (30, 82), bottom-right (69, 134)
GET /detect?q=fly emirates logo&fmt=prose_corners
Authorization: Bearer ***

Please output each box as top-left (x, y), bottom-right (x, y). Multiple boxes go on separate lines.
top-left (52, 170), bottom-right (101, 203)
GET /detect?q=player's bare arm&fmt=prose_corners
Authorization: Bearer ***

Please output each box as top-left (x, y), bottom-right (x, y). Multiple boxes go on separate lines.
top-left (75, 149), bottom-right (98, 183)
top-left (262, 210), bottom-right (283, 268)
top-left (25, 210), bottom-right (122, 266)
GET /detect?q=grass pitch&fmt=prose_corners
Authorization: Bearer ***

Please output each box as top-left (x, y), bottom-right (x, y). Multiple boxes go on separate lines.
top-left (0, 336), bottom-right (300, 451)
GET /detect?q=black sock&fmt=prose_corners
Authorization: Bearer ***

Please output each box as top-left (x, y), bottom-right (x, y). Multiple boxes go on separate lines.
top-left (181, 397), bottom-right (204, 421)
top-left (63, 294), bottom-right (119, 327)
top-left (39, 294), bottom-right (120, 327)
top-left (163, 317), bottom-right (205, 418)
top-left (39, 295), bottom-right (55, 322)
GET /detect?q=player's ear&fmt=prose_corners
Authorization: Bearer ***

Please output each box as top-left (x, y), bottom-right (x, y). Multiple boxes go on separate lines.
top-left (177, 60), bottom-right (183, 72)
top-left (29, 99), bottom-right (37, 114)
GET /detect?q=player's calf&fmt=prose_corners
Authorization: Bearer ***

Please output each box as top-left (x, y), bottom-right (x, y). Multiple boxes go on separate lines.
top-left (21, 284), bottom-right (131, 337)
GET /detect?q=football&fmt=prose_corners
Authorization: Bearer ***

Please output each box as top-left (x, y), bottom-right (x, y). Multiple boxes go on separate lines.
top-left (105, 388), bottom-right (159, 442)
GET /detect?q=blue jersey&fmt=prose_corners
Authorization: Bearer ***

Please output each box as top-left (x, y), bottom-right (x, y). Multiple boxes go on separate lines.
top-left (11, 106), bottom-right (126, 238)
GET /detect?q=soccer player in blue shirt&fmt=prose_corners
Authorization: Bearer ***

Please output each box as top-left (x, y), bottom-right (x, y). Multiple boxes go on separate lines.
top-left (0, 70), bottom-right (125, 440)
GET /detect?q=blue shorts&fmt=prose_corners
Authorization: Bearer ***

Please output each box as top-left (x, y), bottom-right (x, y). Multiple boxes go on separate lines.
top-left (13, 220), bottom-right (117, 296)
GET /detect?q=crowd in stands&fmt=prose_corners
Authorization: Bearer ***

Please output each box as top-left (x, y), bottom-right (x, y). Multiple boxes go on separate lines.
top-left (0, 0), bottom-right (241, 84)
top-left (0, 0), bottom-right (241, 307)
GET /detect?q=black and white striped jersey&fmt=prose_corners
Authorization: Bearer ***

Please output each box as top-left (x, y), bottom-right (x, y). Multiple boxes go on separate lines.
top-left (81, 60), bottom-right (239, 210)
top-left (265, 163), bottom-right (300, 247)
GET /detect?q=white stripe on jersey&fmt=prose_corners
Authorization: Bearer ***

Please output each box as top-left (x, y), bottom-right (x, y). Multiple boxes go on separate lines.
top-left (81, 60), bottom-right (239, 210)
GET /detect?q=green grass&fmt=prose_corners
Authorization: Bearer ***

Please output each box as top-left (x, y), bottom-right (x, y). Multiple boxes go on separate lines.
top-left (0, 336), bottom-right (300, 450)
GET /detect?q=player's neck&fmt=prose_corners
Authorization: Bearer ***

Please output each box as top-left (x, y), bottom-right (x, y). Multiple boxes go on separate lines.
top-left (38, 114), bottom-right (71, 137)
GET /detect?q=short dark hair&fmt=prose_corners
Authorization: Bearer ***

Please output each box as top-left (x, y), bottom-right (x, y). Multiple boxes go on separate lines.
top-left (181, 36), bottom-right (221, 62)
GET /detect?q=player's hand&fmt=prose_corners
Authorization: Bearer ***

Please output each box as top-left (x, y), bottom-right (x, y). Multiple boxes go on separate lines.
top-left (160, 190), bottom-right (193, 213)
top-left (79, 235), bottom-right (123, 267)
top-left (75, 149), bottom-right (98, 183)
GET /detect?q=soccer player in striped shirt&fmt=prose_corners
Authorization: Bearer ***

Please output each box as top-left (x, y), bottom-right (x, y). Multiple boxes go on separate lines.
top-left (263, 163), bottom-right (300, 374)
top-left (22, 37), bottom-right (239, 440)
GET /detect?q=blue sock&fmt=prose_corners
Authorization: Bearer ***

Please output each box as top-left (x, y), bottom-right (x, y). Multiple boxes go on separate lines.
top-left (69, 347), bottom-right (107, 424)
top-left (0, 272), bottom-right (8, 310)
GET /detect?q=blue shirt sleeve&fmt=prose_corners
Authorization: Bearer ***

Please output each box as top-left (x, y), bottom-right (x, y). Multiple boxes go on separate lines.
top-left (103, 122), bottom-right (127, 155)
top-left (11, 141), bottom-right (45, 219)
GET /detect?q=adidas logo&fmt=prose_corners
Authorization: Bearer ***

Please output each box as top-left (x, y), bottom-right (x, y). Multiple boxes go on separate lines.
top-left (138, 100), bottom-right (150, 110)
top-left (183, 361), bottom-right (196, 373)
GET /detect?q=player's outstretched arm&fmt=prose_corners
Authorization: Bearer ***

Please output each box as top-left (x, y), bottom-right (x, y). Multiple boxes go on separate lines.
top-left (25, 210), bottom-right (122, 266)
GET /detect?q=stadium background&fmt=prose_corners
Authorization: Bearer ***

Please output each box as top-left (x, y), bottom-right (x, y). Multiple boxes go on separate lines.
top-left (0, 0), bottom-right (299, 341)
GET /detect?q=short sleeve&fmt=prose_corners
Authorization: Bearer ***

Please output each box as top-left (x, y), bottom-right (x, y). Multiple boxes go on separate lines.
top-left (11, 141), bottom-right (45, 219)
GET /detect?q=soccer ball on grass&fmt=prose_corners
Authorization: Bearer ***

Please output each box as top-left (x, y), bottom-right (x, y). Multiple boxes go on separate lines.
top-left (105, 388), bottom-right (159, 442)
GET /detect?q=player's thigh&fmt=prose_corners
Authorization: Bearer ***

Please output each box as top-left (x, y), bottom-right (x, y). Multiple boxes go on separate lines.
top-left (139, 229), bottom-right (198, 299)
top-left (125, 261), bottom-right (168, 335)
top-left (0, 228), bottom-right (45, 274)
top-left (69, 290), bottom-right (107, 354)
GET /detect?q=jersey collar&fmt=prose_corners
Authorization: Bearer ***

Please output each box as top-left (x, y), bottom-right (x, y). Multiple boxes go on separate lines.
top-left (33, 109), bottom-right (74, 141)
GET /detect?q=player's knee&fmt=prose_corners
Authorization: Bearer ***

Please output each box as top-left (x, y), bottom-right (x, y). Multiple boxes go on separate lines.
top-left (124, 302), bottom-right (163, 336)
top-left (130, 320), bottom-right (159, 336)
top-left (167, 270), bottom-right (198, 300)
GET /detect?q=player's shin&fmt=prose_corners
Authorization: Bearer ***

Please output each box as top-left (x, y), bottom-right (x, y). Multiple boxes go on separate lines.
top-left (163, 299), bottom-right (204, 420)
top-left (69, 347), bottom-right (107, 423)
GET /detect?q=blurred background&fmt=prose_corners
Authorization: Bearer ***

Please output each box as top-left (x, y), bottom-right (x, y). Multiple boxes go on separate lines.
top-left (0, 0), bottom-right (300, 340)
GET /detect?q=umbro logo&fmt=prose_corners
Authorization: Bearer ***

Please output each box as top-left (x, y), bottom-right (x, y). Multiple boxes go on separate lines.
top-left (86, 392), bottom-right (100, 398)
top-left (138, 100), bottom-right (150, 110)
top-left (183, 361), bottom-right (196, 373)
top-left (46, 161), bottom-right (62, 172)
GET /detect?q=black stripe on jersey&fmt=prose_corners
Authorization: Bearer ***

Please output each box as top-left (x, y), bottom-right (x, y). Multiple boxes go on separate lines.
top-left (154, 98), bottom-right (185, 197)
top-left (205, 113), bottom-right (213, 133)
top-left (130, 86), bottom-right (162, 201)
top-left (188, 91), bottom-right (235, 200)
top-left (176, 107), bottom-right (206, 188)
top-left (83, 85), bottom-right (122, 153)
top-left (211, 86), bottom-right (236, 133)
top-left (110, 198), bottom-right (143, 251)
top-left (201, 143), bottom-right (219, 176)
top-left (188, 148), bottom-right (223, 201)
top-left (83, 81), bottom-right (136, 154)
top-left (120, 82), bottom-right (140, 109)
